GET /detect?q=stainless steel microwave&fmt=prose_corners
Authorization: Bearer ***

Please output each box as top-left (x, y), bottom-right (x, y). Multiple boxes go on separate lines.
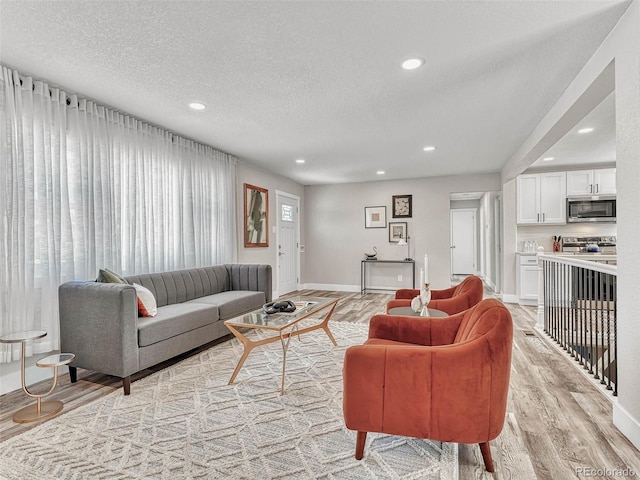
top-left (566, 196), bottom-right (616, 223)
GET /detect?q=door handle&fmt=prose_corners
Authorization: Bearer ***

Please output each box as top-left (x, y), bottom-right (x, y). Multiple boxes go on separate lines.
top-left (542, 213), bottom-right (545, 222)
top-left (589, 184), bottom-right (593, 193)
top-left (595, 184), bottom-right (599, 193)
top-left (278, 251), bottom-right (285, 256)
top-left (450, 246), bottom-right (456, 249)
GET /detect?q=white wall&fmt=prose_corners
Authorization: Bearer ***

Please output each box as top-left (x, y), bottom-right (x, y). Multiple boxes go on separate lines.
top-left (304, 173), bottom-right (501, 292)
top-left (501, 0), bottom-right (640, 450)
top-left (611, 0), bottom-right (640, 450)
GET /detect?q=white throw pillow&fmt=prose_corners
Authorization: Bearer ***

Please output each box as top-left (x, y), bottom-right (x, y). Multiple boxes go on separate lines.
top-left (132, 283), bottom-right (158, 317)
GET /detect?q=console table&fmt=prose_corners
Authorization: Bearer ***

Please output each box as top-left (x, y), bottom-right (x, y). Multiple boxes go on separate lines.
top-left (361, 260), bottom-right (415, 294)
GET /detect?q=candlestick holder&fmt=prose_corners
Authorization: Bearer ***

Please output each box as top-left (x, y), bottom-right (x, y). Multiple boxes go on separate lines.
top-left (410, 283), bottom-right (431, 316)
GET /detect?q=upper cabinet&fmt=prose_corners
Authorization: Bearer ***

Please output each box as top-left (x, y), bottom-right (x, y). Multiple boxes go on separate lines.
top-left (517, 172), bottom-right (567, 225)
top-left (566, 168), bottom-right (616, 196)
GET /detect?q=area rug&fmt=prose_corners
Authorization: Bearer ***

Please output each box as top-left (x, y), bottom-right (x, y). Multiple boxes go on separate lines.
top-left (0, 322), bottom-right (458, 480)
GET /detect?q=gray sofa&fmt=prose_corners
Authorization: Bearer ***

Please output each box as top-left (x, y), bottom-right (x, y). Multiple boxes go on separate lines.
top-left (59, 264), bottom-right (272, 394)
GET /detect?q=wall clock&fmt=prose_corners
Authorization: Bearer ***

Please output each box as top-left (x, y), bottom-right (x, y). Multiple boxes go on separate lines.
top-left (392, 195), bottom-right (412, 218)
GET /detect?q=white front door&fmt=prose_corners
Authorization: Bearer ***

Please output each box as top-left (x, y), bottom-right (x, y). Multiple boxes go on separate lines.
top-left (276, 192), bottom-right (300, 296)
top-left (451, 209), bottom-right (477, 275)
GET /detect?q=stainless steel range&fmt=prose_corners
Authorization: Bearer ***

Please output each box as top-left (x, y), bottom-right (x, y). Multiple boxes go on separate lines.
top-left (561, 236), bottom-right (617, 254)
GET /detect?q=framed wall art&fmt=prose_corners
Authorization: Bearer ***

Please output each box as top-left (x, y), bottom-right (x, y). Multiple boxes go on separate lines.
top-left (389, 222), bottom-right (408, 243)
top-left (364, 206), bottom-right (387, 228)
top-left (392, 194), bottom-right (412, 218)
top-left (244, 183), bottom-right (269, 247)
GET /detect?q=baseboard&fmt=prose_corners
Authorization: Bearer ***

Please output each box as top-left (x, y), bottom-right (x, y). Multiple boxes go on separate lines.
top-left (502, 294), bottom-right (519, 304)
top-left (301, 283), bottom-right (398, 294)
top-left (301, 283), bottom-right (361, 293)
top-left (613, 402), bottom-right (640, 451)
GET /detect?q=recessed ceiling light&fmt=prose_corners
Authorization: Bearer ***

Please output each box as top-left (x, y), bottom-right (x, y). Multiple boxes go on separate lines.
top-left (423, 146), bottom-right (436, 152)
top-left (578, 127), bottom-right (594, 134)
top-left (401, 58), bottom-right (425, 70)
top-left (376, 170), bottom-right (385, 175)
top-left (295, 159), bottom-right (305, 164)
top-left (543, 157), bottom-right (555, 162)
top-left (188, 102), bottom-right (206, 111)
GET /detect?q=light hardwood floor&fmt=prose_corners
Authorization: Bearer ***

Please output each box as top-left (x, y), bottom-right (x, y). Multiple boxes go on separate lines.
top-left (1, 290), bottom-right (639, 480)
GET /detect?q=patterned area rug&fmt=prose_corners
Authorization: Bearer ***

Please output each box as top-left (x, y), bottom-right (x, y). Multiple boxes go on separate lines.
top-left (0, 322), bottom-right (458, 479)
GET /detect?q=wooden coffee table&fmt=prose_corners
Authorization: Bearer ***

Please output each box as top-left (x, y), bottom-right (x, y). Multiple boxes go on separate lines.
top-left (224, 296), bottom-right (339, 394)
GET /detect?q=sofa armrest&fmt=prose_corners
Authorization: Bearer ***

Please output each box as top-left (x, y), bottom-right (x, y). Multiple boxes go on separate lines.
top-left (59, 281), bottom-right (140, 378)
top-left (225, 264), bottom-right (272, 302)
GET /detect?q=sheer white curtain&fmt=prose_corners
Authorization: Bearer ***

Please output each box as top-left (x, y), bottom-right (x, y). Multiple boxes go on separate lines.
top-left (0, 66), bottom-right (237, 362)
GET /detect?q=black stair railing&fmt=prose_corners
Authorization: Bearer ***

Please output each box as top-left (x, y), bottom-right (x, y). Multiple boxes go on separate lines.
top-left (541, 256), bottom-right (617, 396)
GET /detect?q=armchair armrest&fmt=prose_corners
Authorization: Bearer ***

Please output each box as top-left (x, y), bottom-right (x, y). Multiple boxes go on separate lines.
top-left (430, 285), bottom-right (457, 300)
top-left (385, 299), bottom-right (411, 312)
top-left (395, 288), bottom-right (419, 300)
top-left (368, 313), bottom-right (463, 346)
top-left (59, 281), bottom-right (140, 378)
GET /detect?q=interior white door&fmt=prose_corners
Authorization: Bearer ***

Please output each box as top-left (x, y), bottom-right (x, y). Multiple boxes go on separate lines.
top-left (451, 209), bottom-right (477, 275)
top-left (276, 192), bottom-right (299, 296)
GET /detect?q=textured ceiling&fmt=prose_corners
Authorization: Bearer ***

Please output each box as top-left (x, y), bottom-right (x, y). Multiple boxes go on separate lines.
top-left (529, 92), bottom-right (616, 170)
top-left (0, 0), bottom-right (630, 185)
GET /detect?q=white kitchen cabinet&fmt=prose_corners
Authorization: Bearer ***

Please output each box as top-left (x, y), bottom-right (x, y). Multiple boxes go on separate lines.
top-left (517, 254), bottom-right (539, 303)
top-left (566, 168), bottom-right (616, 196)
top-left (516, 172), bottom-right (566, 224)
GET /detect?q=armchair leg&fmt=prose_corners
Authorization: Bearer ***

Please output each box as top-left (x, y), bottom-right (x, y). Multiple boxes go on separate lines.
top-left (479, 442), bottom-right (495, 472)
top-left (123, 376), bottom-right (131, 395)
top-left (69, 366), bottom-right (77, 383)
top-left (355, 431), bottom-right (367, 460)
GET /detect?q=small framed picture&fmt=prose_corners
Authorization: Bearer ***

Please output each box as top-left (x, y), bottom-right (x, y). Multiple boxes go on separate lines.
top-left (392, 194), bottom-right (412, 218)
top-left (389, 222), bottom-right (408, 243)
top-left (364, 206), bottom-right (387, 228)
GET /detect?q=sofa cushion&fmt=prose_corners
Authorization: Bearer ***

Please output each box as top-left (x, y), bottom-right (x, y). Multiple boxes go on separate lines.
top-left (132, 283), bottom-right (158, 317)
top-left (126, 266), bottom-right (231, 307)
top-left (189, 290), bottom-right (266, 320)
top-left (97, 268), bottom-right (129, 284)
top-left (137, 303), bottom-right (219, 347)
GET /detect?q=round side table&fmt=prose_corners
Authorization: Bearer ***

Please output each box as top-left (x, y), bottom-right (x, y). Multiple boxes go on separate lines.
top-left (0, 331), bottom-right (75, 423)
top-left (387, 306), bottom-right (448, 318)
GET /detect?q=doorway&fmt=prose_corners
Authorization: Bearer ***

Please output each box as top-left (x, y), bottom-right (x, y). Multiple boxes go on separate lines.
top-left (276, 191), bottom-right (300, 297)
top-left (450, 209), bottom-right (478, 275)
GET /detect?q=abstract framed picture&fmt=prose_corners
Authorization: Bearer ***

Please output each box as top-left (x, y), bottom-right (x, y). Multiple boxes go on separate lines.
top-left (244, 183), bottom-right (269, 247)
top-left (364, 206), bottom-right (387, 228)
top-left (389, 222), bottom-right (408, 243)
top-left (392, 194), bottom-right (412, 218)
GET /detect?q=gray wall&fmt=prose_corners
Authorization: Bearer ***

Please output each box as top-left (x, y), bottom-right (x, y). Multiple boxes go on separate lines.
top-left (303, 173), bottom-right (501, 291)
top-left (236, 160), bottom-right (305, 294)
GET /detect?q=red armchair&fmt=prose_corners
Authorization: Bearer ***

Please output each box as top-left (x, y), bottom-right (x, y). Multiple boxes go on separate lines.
top-left (387, 274), bottom-right (483, 315)
top-left (343, 298), bottom-right (513, 472)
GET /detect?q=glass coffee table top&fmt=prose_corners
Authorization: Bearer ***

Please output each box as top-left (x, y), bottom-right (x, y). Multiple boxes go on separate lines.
top-left (226, 297), bottom-right (336, 329)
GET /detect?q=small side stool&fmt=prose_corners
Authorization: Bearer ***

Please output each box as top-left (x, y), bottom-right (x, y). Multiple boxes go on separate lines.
top-left (27, 353), bottom-right (76, 423)
top-left (0, 330), bottom-right (75, 423)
